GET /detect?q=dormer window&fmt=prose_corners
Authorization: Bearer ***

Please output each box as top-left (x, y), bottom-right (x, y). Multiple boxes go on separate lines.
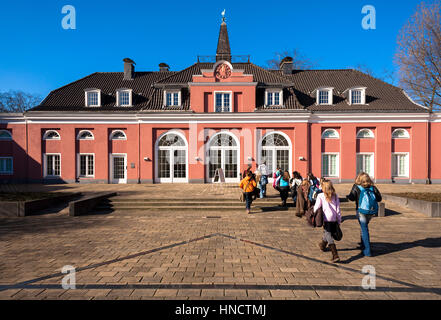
top-left (164, 90), bottom-right (181, 107)
top-left (348, 87), bottom-right (367, 105)
top-left (265, 89), bottom-right (283, 106)
top-left (85, 89), bottom-right (101, 107)
top-left (117, 89), bottom-right (132, 107)
top-left (316, 88), bottom-right (333, 105)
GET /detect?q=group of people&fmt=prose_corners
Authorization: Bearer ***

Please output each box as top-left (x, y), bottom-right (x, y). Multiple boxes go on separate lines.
top-left (239, 164), bottom-right (382, 262)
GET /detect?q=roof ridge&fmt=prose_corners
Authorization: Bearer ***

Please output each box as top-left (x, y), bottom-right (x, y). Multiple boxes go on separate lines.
top-left (154, 63), bottom-right (200, 84)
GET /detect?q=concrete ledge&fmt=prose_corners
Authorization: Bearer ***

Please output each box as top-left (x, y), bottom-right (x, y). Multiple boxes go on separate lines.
top-left (69, 192), bottom-right (117, 217)
top-left (383, 194), bottom-right (441, 218)
top-left (0, 193), bottom-right (81, 217)
top-left (140, 179), bottom-right (154, 184)
top-left (189, 179), bottom-right (205, 184)
top-left (77, 179), bottom-right (107, 184)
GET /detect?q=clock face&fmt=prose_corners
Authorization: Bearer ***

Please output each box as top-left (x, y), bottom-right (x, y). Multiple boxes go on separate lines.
top-left (215, 63), bottom-right (232, 79)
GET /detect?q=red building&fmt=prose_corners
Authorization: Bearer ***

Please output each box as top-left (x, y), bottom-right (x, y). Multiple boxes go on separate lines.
top-left (1, 19), bottom-right (440, 184)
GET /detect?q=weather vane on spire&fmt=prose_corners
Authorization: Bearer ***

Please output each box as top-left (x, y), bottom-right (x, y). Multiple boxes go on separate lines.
top-left (221, 9), bottom-right (226, 22)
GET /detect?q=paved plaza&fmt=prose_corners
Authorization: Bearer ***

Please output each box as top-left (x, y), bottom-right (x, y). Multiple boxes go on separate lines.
top-left (0, 183), bottom-right (440, 300)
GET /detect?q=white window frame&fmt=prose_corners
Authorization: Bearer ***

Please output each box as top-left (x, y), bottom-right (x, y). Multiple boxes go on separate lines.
top-left (392, 128), bottom-right (410, 139)
top-left (348, 87), bottom-right (366, 105)
top-left (43, 130), bottom-right (61, 140)
top-left (116, 89), bottom-right (133, 107)
top-left (77, 130), bottom-right (94, 140)
top-left (214, 91), bottom-right (233, 113)
top-left (44, 153), bottom-right (61, 178)
top-left (356, 128), bottom-right (374, 139)
top-left (392, 152), bottom-right (409, 178)
top-left (0, 130), bottom-right (12, 141)
top-left (265, 89), bottom-right (283, 107)
top-left (321, 153), bottom-right (340, 178)
top-left (321, 128), bottom-right (340, 139)
top-left (0, 157), bottom-right (13, 175)
top-left (316, 87), bottom-right (334, 105)
top-left (356, 152), bottom-right (375, 178)
top-left (163, 90), bottom-right (181, 107)
top-left (77, 153), bottom-right (95, 178)
top-left (85, 89), bottom-right (101, 107)
top-left (109, 130), bottom-right (127, 140)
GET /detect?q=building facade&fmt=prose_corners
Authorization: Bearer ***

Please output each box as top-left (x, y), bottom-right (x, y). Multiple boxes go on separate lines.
top-left (1, 20), bottom-right (441, 184)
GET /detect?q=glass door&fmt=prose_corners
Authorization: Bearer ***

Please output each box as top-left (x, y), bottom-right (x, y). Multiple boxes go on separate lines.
top-left (110, 154), bottom-right (127, 184)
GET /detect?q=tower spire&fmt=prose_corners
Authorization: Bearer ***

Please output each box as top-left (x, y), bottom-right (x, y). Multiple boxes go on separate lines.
top-left (216, 10), bottom-right (231, 62)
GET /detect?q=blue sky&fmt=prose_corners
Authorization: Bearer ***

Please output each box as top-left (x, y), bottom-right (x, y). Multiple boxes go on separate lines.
top-left (0, 0), bottom-right (423, 98)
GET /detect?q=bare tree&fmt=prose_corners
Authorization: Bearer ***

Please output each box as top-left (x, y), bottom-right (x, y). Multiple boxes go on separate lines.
top-left (395, 1), bottom-right (441, 111)
top-left (352, 64), bottom-right (397, 85)
top-left (266, 49), bottom-right (317, 70)
top-left (0, 90), bottom-right (42, 113)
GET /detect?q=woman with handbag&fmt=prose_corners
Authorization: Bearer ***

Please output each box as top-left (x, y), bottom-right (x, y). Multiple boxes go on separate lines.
top-left (239, 171), bottom-right (257, 214)
top-left (314, 180), bottom-right (342, 263)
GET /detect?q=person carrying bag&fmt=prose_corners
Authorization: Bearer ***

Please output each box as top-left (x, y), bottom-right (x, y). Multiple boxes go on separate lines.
top-left (314, 180), bottom-right (342, 263)
top-left (239, 171), bottom-right (257, 215)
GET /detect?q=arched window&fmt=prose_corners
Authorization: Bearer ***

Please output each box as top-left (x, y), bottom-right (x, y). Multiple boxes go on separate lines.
top-left (260, 132), bottom-right (291, 177)
top-left (77, 130), bottom-right (94, 140)
top-left (0, 130), bottom-right (12, 141)
top-left (109, 130), bottom-right (127, 140)
top-left (357, 129), bottom-right (374, 139)
top-left (43, 130), bottom-right (60, 140)
top-left (321, 129), bottom-right (339, 139)
top-left (158, 133), bottom-right (186, 147)
top-left (392, 128), bottom-right (410, 139)
top-left (207, 132), bottom-right (239, 182)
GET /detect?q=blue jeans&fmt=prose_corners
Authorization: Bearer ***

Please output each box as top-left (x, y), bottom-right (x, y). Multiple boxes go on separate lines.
top-left (260, 176), bottom-right (268, 198)
top-left (244, 192), bottom-right (253, 210)
top-left (357, 212), bottom-right (373, 256)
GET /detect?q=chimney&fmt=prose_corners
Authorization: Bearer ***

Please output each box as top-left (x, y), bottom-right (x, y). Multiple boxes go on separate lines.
top-left (279, 56), bottom-right (293, 75)
top-left (159, 63), bottom-right (170, 72)
top-left (123, 58), bottom-right (135, 80)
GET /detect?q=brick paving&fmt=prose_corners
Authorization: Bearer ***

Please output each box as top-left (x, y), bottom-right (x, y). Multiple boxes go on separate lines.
top-left (0, 183), bottom-right (440, 300)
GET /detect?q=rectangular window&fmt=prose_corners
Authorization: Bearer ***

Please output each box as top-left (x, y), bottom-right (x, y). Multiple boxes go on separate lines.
top-left (45, 154), bottom-right (61, 177)
top-left (166, 92), bottom-right (179, 106)
top-left (0, 157), bottom-right (13, 174)
top-left (215, 93), bottom-right (231, 112)
top-left (322, 154), bottom-right (338, 177)
top-left (79, 154), bottom-right (94, 177)
top-left (351, 90), bottom-right (362, 104)
top-left (356, 154), bottom-right (374, 177)
top-left (119, 91), bottom-right (130, 106)
top-left (392, 153), bottom-right (409, 177)
top-left (87, 92), bottom-right (99, 106)
top-left (319, 90), bottom-right (329, 104)
top-left (266, 91), bottom-right (281, 106)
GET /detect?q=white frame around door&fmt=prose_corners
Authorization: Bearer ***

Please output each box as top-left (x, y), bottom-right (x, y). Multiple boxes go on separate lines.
top-left (109, 153), bottom-right (127, 184)
top-left (155, 131), bottom-right (188, 183)
top-left (258, 131), bottom-right (292, 182)
top-left (206, 132), bottom-right (240, 183)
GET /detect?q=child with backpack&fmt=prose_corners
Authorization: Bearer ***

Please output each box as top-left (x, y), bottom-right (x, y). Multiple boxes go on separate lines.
top-left (314, 179), bottom-right (342, 263)
top-left (277, 171), bottom-right (291, 207)
top-left (239, 171), bottom-right (257, 215)
top-left (346, 172), bottom-right (382, 257)
top-left (307, 173), bottom-right (321, 204)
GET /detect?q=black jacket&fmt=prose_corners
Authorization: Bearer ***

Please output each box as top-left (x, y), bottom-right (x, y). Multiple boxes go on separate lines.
top-left (346, 184), bottom-right (382, 210)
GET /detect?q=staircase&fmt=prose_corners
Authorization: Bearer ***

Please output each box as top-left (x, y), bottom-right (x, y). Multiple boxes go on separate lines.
top-left (94, 196), bottom-right (356, 213)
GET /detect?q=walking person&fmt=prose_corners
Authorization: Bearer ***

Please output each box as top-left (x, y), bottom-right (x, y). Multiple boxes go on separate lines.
top-left (290, 171), bottom-right (303, 206)
top-left (257, 161), bottom-right (269, 198)
top-left (277, 171), bottom-right (291, 207)
top-left (239, 171), bottom-right (257, 214)
top-left (296, 179), bottom-right (311, 217)
top-left (314, 180), bottom-right (342, 263)
top-left (242, 164), bottom-right (252, 179)
top-left (346, 172), bottom-right (382, 257)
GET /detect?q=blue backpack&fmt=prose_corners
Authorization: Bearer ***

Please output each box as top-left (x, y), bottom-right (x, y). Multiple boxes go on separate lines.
top-left (357, 185), bottom-right (378, 215)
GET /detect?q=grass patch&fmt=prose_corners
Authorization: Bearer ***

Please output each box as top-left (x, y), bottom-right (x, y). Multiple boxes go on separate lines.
top-left (0, 192), bottom-right (74, 202)
top-left (388, 193), bottom-right (441, 203)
